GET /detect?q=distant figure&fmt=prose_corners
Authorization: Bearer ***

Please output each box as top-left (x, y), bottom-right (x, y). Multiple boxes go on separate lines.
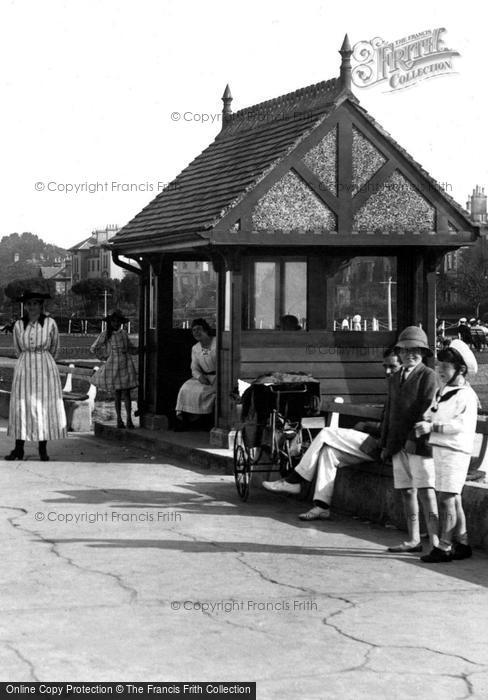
top-left (457, 318), bottom-right (472, 345)
top-left (279, 315), bottom-right (301, 331)
top-left (90, 310), bottom-right (138, 429)
top-left (341, 317), bottom-right (350, 330)
top-left (372, 316), bottom-right (379, 331)
top-left (352, 314), bottom-right (362, 331)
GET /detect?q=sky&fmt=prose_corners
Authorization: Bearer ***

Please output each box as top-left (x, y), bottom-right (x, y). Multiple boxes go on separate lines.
top-left (1, 0), bottom-right (487, 249)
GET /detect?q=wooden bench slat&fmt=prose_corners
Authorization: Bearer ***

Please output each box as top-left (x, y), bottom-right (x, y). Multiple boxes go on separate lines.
top-left (241, 348), bottom-right (385, 362)
top-left (240, 361), bottom-right (386, 378)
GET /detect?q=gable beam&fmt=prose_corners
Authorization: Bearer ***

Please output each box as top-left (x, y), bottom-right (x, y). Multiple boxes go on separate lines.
top-left (211, 116), bottom-right (340, 235)
top-left (351, 160), bottom-right (397, 214)
top-left (292, 161), bottom-right (339, 213)
top-left (337, 115), bottom-right (353, 234)
top-left (342, 101), bottom-right (476, 235)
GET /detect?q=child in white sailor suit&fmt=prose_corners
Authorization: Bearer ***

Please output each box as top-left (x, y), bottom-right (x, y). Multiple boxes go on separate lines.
top-left (415, 339), bottom-right (479, 563)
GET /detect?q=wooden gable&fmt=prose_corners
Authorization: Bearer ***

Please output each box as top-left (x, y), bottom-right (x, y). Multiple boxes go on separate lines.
top-left (211, 99), bottom-right (478, 248)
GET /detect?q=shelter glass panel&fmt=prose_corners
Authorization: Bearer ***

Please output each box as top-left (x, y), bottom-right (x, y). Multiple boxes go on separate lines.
top-left (246, 259), bottom-right (307, 330)
top-left (332, 256), bottom-right (397, 331)
top-left (172, 260), bottom-right (217, 329)
top-left (284, 262), bottom-right (307, 328)
top-left (252, 262), bottom-right (277, 329)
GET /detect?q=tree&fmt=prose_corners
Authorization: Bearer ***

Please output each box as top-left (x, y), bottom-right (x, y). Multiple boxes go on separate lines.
top-left (71, 278), bottom-right (115, 316)
top-left (119, 272), bottom-right (139, 305)
top-left (452, 248), bottom-right (488, 318)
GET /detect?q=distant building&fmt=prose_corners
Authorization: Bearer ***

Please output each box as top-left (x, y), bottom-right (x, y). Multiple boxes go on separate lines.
top-left (70, 225), bottom-right (125, 283)
top-left (38, 262), bottom-right (72, 295)
top-left (438, 186), bottom-right (488, 305)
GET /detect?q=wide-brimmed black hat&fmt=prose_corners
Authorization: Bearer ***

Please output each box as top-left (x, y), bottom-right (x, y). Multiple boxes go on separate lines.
top-left (104, 309), bottom-right (128, 324)
top-left (18, 290), bottom-right (51, 302)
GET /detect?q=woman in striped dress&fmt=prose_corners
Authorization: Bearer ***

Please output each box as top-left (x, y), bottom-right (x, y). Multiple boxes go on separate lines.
top-left (5, 291), bottom-right (67, 461)
top-left (90, 310), bottom-right (138, 429)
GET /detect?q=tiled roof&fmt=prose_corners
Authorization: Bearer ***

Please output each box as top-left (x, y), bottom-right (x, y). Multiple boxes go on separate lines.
top-left (112, 73), bottom-right (476, 250)
top-left (69, 236), bottom-right (95, 252)
top-left (112, 78), bottom-right (343, 246)
top-left (39, 266), bottom-right (61, 279)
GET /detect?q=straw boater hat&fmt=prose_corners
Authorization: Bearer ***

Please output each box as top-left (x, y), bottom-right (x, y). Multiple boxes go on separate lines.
top-left (17, 290), bottom-right (51, 302)
top-left (395, 326), bottom-right (433, 357)
top-left (449, 339), bottom-right (478, 375)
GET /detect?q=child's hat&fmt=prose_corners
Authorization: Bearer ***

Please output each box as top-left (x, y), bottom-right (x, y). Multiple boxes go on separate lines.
top-left (395, 326), bottom-right (433, 356)
top-left (449, 339), bottom-right (478, 375)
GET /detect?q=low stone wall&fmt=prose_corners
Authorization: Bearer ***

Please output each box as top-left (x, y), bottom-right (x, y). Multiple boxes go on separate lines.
top-left (0, 388), bottom-right (95, 432)
top-left (333, 462), bottom-right (488, 550)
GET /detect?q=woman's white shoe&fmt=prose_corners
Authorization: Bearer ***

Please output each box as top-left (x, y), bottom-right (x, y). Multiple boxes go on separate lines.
top-left (298, 506), bottom-right (331, 521)
top-left (262, 479), bottom-right (301, 494)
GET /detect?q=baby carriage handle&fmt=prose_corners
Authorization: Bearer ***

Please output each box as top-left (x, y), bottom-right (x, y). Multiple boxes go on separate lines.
top-left (267, 385), bottom-right (308, 394)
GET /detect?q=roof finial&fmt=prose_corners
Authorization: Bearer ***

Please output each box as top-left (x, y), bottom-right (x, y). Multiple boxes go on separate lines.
top-left (339, 34), bottom-right (353, 92)
top-left (222, 84), bottom-right (233, 124)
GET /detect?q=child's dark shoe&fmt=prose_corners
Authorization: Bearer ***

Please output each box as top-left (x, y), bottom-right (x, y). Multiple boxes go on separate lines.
top-left (420, 547), bottom-right (452, 563)
top-left (116, 419), bottom-right (125, 429)
top-left (452, 543), bottom-right (472, 560)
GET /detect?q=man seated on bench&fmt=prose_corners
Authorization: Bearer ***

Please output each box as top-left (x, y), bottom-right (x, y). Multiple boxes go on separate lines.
top-left (262, 348), bottom-right (402, 520)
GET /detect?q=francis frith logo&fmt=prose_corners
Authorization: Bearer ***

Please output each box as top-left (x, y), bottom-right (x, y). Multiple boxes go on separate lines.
top-left (351, 28), bottom-right (460, 92)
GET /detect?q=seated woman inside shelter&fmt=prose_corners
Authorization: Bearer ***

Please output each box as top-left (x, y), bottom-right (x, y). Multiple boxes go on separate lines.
top-left (175, 318), bottom-right (216, 430)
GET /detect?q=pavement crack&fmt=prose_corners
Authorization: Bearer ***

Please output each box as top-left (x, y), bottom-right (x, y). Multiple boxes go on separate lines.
top-left (201, 610), bottom-right (274, 637)
top-left (4, 641), bottom-right (40, 681)
top-left (6, 511), bottom-right (139, 604)
top-left (235, 553), bottom-right (319, 595)
top-left (457, 673), bottom-right (475, 699)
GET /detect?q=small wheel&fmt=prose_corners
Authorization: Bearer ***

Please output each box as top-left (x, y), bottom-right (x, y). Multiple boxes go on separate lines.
top-left (278, 438), bottom-right (293, 477)
top-left (234, 431), bottom-right (251, 501)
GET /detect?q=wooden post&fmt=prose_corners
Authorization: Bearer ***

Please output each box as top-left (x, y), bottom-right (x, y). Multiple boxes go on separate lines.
top-left (210, 253), bottom-right (225, 428)
top-left (137, 259), bottom-right (149, 418)
top-left (230, 256), bottom-right (243, 414)
top-left (397, 251), bottom-right (423, 329)
top-left (210, 249), bottom-right (242, 446)
top-left (307, 256), bottom-right (327, 329)
top-left (154, 255), bottom-right (172, 417)
top-left (423, 251), bottom-right (444, 360)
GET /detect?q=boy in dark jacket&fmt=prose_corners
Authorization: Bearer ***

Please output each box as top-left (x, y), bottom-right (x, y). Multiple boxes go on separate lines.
top-left (381, 326), bottom-right (439, 553)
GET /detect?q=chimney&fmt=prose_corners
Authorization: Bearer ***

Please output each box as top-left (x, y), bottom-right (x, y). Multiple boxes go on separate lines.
top-left (468, 185), bottom-right (487, 223)
top-left (339, 34), bottom-right (353, 92)
top-left (221, 84), bottom-right (233, 128)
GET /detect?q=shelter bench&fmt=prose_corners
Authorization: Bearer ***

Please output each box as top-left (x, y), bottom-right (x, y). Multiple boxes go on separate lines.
top-left (317, 400), bottom-right (488, 479)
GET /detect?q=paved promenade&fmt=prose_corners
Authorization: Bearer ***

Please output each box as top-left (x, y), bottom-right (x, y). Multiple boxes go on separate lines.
top-left (1, 420), bottom-right (488, 699)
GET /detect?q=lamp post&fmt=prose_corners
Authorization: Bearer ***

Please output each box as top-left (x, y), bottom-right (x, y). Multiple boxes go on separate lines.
top-left (99, 289), bottom-right (112, 331)
top-left (380, 277), bottom-right (397, 330)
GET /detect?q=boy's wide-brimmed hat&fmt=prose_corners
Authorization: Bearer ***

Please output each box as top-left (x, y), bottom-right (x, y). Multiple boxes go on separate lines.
top-left (395, 326), bottom-right (433, 357)
top-left (18, 290), bottom-right (51, 302)
top-left (449, 339), bottom-right (478, 375)
top-left (104, 309), bottom-right (128, 324)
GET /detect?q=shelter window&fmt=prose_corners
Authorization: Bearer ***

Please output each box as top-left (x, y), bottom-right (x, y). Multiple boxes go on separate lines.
top-left (245, 259), bottom-right (307, 330)
top-left (332, 256), bottom-right (397, 331)
top-left (172, 259), bottom-right (217, 329)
